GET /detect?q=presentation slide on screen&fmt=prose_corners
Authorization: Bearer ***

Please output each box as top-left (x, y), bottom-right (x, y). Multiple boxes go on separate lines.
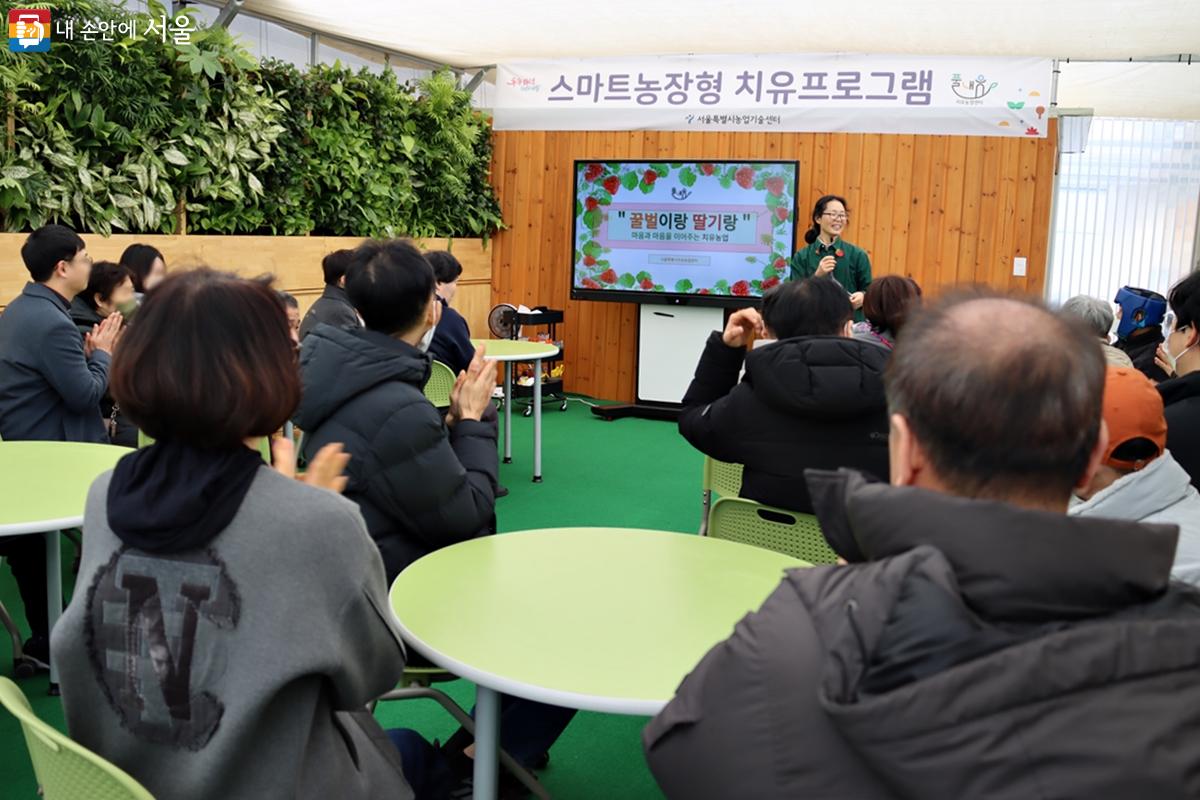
top-left (572, 160), bottom-right (798, 298)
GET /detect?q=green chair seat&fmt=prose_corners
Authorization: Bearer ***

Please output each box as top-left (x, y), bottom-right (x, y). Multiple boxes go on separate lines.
top-left (708, 496), bottom-right (838, 564)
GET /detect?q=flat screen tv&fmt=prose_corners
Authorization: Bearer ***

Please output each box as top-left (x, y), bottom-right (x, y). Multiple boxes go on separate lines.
top-left (570, 159), bottom-right (800, 307)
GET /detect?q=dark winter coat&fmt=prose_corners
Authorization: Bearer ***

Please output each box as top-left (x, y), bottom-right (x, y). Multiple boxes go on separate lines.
top-left (678, 332), bottom-right (889, 513)
top-left (1161, 371), bottom-right (1200, 489)
top-left (294, 324), bottom-right (496, 580)
top-left (644, 469), bottom-right (1200, 800)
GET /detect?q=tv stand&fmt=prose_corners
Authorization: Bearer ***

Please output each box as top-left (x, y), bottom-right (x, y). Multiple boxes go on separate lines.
top-left (590, 402), bottom-right (680, 422)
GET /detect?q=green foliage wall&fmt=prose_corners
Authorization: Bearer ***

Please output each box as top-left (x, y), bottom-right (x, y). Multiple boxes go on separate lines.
top-left (0, 0), bottom-right (502, 238)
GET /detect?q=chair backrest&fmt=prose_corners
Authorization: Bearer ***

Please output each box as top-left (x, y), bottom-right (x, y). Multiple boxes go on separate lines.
top-left (702, 456), bottom-right (744, 499)
top-left (708, 496), bottom-right (838, 564)
top-left (138, 431), bottom-right (271, 464)
top-left (423, 360), bottom-right (456, 408)
top-left (0, 677), bottom-right (155, 800)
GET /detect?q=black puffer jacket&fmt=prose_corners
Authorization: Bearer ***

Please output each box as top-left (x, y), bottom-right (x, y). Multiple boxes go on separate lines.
top-left (294, 324), bottom-right (497, 580)
top-left (68, 297), bottom-right (136, 447)
top-left (645, 469), bottom-right (1200, 800)
top-left (678, 332), bottom-right (889, 513)
top-left (1160, 371), bottom-right (1200, 488)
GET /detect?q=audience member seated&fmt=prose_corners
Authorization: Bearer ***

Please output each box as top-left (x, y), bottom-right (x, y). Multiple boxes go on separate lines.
top-left (51, 269), bottom-right (436, 800)
top-left (645, 292), bottom-right (1200, 799)
top-left (425, 250), bottom-right (475, 375)
top-left (299, 248), bottom-right (362, 340)
top-left (1070, 366), bottom-right (1200, 584)
top-left (119, 242), bottom-right (166, 300)
top-left (295, 239), bottom-right (573, 789)
top-left (1156, 271), bottom-right (1200, 487)
top-left (68, 260), bottom-right (137, 446)
top-left (1060, 294), bottom-right (1134, 367)
top-left (0, 225), bottom-right (122, 670)
top-left (278, 290), bottom-right (301, 347)
top-left (1113, 285), bottom-right (1169, 381)
top-left (851, 274), bottom-right (922, 350)
top-left (678, 277), bottom-right (889, 514)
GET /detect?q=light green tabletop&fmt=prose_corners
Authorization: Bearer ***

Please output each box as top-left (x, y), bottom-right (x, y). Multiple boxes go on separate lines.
top-left (470, 339), bottom-right (560, 361)
top-left (389, 528), bottom-right (808, 714)
top-left (0, 442), bottom-right (132, 534)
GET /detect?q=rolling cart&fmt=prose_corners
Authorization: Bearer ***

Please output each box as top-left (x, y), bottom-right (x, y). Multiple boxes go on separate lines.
top-left (487, 305), bottom-right (568, 415)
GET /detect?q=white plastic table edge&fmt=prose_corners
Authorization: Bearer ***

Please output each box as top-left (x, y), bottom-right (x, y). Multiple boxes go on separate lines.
top-left (476, 344), bottom-right (561, 362)
top-left (390, 612), bottom-right (668, 717)
top-left (0, 515), bottom-right (86, 537)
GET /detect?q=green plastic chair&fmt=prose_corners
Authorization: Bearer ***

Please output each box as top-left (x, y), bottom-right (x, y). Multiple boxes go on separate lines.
top-left (423, 360), bottom-right (456, 408)
top-left (698, 456), bottom-right (744, 535)
top-left (0, 676), bottom-right (155, 800)
top-left (137, 431), bottom-right (271, 463)
top-left (708, 496), bottom-right (838, 564)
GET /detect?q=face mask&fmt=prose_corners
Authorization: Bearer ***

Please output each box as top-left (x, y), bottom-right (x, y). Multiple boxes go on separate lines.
top-left (418, 324), bottom-right (436, 353)
top-left (1164, 326), bottom-right (1195, 373)
top-left (115, 299), bottom-right (139, 318)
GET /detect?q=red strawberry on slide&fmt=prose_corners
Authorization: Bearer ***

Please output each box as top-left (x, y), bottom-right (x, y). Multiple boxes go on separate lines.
top-left (775, 206), bottom-right (789, 221)
top-left (585, 197), bottom-right (599, 211)
top-left (603, 176), bottom-right (620, 194)
top-left (732, 280), bottom-right (751, 296)
top-left (699, 163), bottom-right (715, 176)
top-left (773, 257), bottom-right (787, 269)
top-left (584, 163), bottom-right (603, 181)
top-left (644, 170), bottom-right (658, 185)
top-left (599, 268), bottom-right (618, 284)
top-left (765, 177), bottom-right (785, 196)
top-left (735, 167), bottom-right (755, 189)
top-left (583, 255), bottom-right (597, 267)
top-left (697, 288), bottom-right (711, 295)
top-left (761, 276), bottom-right (781, 290)
top-left (581, 278), bottom-right (601, 289)
top-left (640, 278), bottom-right (655, 289)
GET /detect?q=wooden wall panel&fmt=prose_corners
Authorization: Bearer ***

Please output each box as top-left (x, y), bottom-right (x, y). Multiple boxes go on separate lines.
top-left (0, 235), bottom-right (493, 338)
top-left (490, 122), bottom-right (1058, 402)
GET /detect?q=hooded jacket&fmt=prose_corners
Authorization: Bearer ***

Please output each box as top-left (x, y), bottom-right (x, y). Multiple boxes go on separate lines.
top-left (1160, 371), bottom-right (1200, 489)
top-left (1070, 450), bottom-right (1200, 586)
top-left (294, 324), bottom-right (496, 580)
top-left (299, 284), bottom-right (361, 341)
top-left (644, 469), bottom-right (1200, 800)
top-left (678, 332), bottom-right (889, 513)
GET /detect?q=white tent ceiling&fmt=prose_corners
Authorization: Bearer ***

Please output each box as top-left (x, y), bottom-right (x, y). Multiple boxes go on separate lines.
top-left (233, 0), bottom-right (1200, 119)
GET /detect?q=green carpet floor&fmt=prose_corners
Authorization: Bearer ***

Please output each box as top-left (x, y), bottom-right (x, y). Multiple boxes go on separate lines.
top-left (0, 397), bottom-right (701, 799)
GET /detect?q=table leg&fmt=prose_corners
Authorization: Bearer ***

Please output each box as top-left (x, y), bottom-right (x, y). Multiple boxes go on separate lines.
top-left (503, 362), bottom-right (512, 464)
top-left (473, 686), bottom-right (500, 800)
top-left (45, 531), bottom-right (61, 695)
top-left (533, 358), bottom-right (543, 483)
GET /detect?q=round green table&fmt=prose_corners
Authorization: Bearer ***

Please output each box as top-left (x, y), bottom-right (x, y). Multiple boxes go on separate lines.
top-left (389, 528), bottom-right (808, 799)
top-left (0, 441), bottom-right (131, 688)
top-left (471, 339), bottom-right (560, 482)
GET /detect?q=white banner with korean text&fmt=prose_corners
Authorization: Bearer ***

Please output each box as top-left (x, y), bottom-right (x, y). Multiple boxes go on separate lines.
top-left (494, 54), bottom-right (1053, 138)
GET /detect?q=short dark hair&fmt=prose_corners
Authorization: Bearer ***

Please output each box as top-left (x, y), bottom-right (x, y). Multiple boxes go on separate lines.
top-left (277, 290), bottom-right (299, 309)
top-left (1168, 271), bottom-right (1200, 330)
top-left (110, 269), bottom-right (299, 449)
top-left (425, 250), bottom-right (463, 284)
top-left (322, 249), bottom-right (356, 286)
top-left (22, 224), bottom-right (85, 282)
top-left (886, 292), bottom-right (1106, 504)
top-left (863, 275), bottom-right (923, 336)
top-left (79, 261), bottom-right (132, 311)
top-left (119, 243), bottom-right (164, 293)
top-left (762, 277), bottom-right (852, 338)
top-left (345, 239), bottom-right (436, 335)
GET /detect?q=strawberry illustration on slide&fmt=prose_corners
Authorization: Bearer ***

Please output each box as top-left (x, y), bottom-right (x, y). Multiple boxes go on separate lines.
top-left (761, 276), bottom-right (781, 290)
top-left (644, 170), bottom-right (658, 185)
top-left (765, 177), bottom-right (785, 196)
top-left (599, 268), bottom-right (618, 284)
top-left (585, 197), bottom-right (599, 211)
top-left (773, 257), bottom-right (788, 271)
top-left (775, 206), bottom-right (789, 221)
top-left (699, 163), bottom-right (715, 176)
top-left (583, 255), bottom-right (597, 267)
top-left (731, 280), bottom-right (751, 296)
top-left (640, 277), bottom-right (655, 289)
top-left (735, 167), bottom-right (755, 189)
top-left (603, 175), bottom-right (620, 195)
top-left (584, 163), bottom-right (604, 181)
top-left (581, 278), bottom-right (601, 289)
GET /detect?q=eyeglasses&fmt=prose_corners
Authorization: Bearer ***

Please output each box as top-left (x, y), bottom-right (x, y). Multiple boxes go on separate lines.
top-left (821, 212), bottom-right (849, 221)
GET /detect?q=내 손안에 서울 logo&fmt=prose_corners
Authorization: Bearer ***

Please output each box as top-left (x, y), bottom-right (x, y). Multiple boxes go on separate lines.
top-left (9, 8), bottom-right (50, 52)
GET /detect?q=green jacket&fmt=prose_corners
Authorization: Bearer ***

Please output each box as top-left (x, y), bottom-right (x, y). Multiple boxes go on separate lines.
top-left (789, 239), bottom-right (873, 320)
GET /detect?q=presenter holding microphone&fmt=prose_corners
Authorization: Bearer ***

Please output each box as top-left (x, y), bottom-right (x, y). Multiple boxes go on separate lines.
top-left (789, 194), bottom-right (872, 320)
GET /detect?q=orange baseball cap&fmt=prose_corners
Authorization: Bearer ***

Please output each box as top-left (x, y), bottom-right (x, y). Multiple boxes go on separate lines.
top-left (1101, 366), bottom-right (1167, 471)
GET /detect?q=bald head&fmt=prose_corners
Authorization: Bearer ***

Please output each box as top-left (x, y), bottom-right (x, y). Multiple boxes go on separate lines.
top-left (886, 293), bottom-right (1106, 507)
